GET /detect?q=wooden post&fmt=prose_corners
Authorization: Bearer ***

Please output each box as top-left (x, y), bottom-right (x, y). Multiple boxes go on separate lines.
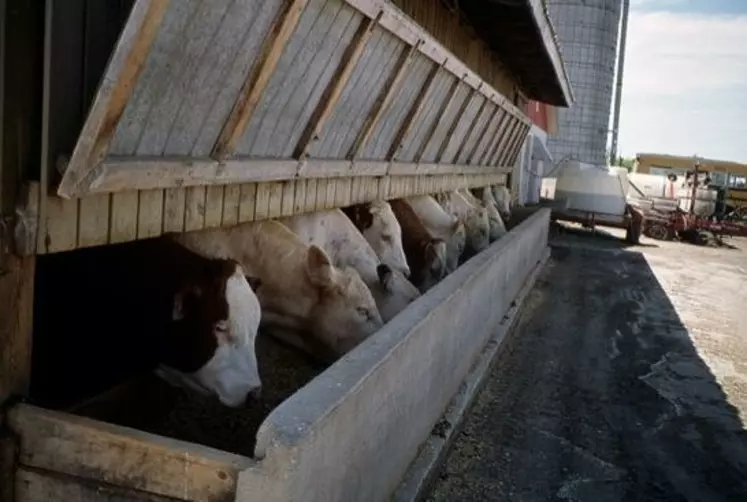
top-left (294, 11), bottom-right (381, 160)
top-left (212, 0), bottom-right (310, 160)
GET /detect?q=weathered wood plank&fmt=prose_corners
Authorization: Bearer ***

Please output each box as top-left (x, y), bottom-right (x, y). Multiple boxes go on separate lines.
top-left (477, 109), bottom-right (506, 166)
top-left (183, 186), bottom-right (206, 232)
top-left (314, 178), bottom-right (328, 211)
top-left (109, 191), bottom-right (139, 244)
top-left (347, 40), bottom-right (419, 159)
top-left (324, 178), bottom-right (337, 210)
top-left (162, 187), bottom-right (185, 233)
top-left (498, 121), bottom-right (523, 166)
top-left (293, 179), bottom-right (307, 214)
top-left (222, 184), bottom-right (241, 227)
top-left (434, 84), bottom-right (475, 163)
top-left (267, 181), bottom-right (284, 218)
top-left (0, 254), bottom-right (35, 400)
top-left (204, 185), bottom-right (225, 229)
top-left (238, 183), bottom-right (257, 223)
top-left (305, 178), bottom-right (318, 212)
top-left (254, 182), bottom-right (272, 221)
top-left (467, 105), bottom-right (501, 165)
top-left (57, 0), bottom-right (171, 198)
top-left (281, 179), bottom-right (296, 216)
top-left (8, 405), bottom-right (250, 502)
top-left (77, 194), bottom-right (110, 248)
top-left (414, 75), bottom-right (461, 163)
top-left (488, 116), bottom-right (517, 166)
top-left (455, 96), bottom-right (492, 164)
top-left (15, 468), bottom-right (178, 502)
top-left (39, 196), bottom-right (78, 254)
top-left (387, 59), bottom-right (442, 160)
top-left (137, 189), bottom-right (164, 239)
top-left (294, 13), bottom-right (381, 159)
top-left (211, 0), bottom-right (310, 160)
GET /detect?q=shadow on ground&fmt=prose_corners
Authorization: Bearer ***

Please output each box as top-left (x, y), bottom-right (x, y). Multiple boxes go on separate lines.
top-left (425, 230), bottom-right (747, 502)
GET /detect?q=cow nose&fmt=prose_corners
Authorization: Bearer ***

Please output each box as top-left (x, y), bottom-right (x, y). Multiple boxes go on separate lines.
top-left (246, 386), bottom-right (262, 405)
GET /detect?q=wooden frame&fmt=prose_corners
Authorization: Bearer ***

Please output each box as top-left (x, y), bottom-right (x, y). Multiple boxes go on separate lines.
top-left (414, 74), bottom-right (463, 163)
top-left (477, 109), bottom-right (506, 166)
top-left (435, 84), bottom-right (478, 163)
top-left (294, 11), bottom-right (382, 159)
top-left (347, 40), bottom-right (420, 159)
top-left (55, 0), bottom-right (170, 198)
top-left (466, 104), bottom-right (501, 165)
top-left (212, 0), bottom-right (311, 161)
top-left (453, 94), bottom-right (491, 163)
top-left (386, 59), bottom-right (443, 161)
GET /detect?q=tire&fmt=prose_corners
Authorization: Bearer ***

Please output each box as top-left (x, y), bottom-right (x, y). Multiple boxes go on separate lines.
top-left (644, 223), bottom-right (671, 241)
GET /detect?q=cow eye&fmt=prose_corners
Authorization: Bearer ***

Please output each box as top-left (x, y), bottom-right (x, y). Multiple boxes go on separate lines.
top-left (381, 234), bottom-right (392, 242)
top-left (356, 307), bottom-right (370, 319)
top-left (215, 320), bottom-right (228, 333)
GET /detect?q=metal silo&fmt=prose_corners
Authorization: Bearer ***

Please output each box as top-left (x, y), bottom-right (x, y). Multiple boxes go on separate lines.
top-left (545, 0), bottom-right (622, 166)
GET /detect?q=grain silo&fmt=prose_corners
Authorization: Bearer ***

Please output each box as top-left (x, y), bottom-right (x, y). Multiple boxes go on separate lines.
top-left (545, 0), bottom-right (622, 166)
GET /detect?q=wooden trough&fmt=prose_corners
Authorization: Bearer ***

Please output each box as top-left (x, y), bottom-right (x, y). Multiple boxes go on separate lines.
top-left (0, 0), bottom-right (569, 500)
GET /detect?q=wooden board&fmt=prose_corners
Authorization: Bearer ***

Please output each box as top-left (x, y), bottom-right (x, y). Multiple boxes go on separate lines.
top-left (8, 404), bottom-right (252, 502)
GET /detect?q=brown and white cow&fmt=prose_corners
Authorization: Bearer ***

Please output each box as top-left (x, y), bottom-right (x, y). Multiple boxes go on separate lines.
top-left (462, 188), bottom-right (507, 241)
top-left (341, 201), bottom-right (410, 278)
top-left (279, 209), bottom-right (420, 323)
top-left (173, 221), bottom-right (382, 360)
top-left (403, 195), bottom-right (466, 274)
top-left (50, 236), bottom-right (263, 409)
top-left (388, 199), bottom-right (448, 292)
top-left (435, 191), bottom-right (490, 261)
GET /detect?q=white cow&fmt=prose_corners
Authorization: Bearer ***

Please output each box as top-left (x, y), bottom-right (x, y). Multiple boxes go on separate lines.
top-left (492, 185), bottom-right (512, 220)
top-left (174, 221), bottom-right (382, 360)
top-left (403, 195), bottom-right (466, 273)
top-left (341, 201), bottom-right (410, 278)
top-left (435, 191), bottom-right (490, 261)
top-left (462, 188), bottom-right (507, 241)
top-left (279, 209), bottom-right (420, 322)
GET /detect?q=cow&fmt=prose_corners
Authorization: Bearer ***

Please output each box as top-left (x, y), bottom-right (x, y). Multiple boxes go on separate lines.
top-left (388, 199), bottom-right (448, 292)
top-left (435, 191), bottom-right (490, 262)
top-left (173, 221), bottom-right (383, 361)
top-left (402, 195), bottom-right (466, 274)
top-left (279, 209), bottom-right (420, 322)
top-left (492, 185), bottom-right (512, 221)
top-left (341, 201), bottom-right (410, 278)
top-left (39, 236), bottom-right (263, 409)
top-left (463, 188), bottom-right (507, 241)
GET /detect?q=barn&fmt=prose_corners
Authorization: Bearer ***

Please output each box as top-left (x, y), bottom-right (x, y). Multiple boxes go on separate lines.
top-left (0, 0), bottom-right (572, 500)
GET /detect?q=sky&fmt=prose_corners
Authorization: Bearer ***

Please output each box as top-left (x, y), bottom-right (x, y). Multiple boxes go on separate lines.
top-left (615, 0), bottom-right (747, 162)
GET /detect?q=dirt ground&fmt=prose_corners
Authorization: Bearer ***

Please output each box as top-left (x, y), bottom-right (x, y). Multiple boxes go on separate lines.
top-left (425, 225), bottom-right (747, 502)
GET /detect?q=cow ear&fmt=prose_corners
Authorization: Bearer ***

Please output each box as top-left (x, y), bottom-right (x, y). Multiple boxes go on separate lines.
top-left (376, 263), bottom-right (392, 286)
top-left (245, 276), bottom-right (262, 291)
top-left (172, 285), bottom-right (202, 321)
top-left (306, 245), bottom-right (335, 288)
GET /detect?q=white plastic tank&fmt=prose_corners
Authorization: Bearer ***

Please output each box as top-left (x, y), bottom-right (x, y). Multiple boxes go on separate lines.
top-left (554, 161), bottom-right (627, 216)
top-left (677, 187), bottom-right (717, 216)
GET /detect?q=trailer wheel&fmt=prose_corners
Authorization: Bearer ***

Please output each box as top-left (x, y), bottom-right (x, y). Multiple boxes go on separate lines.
top-left (644, 223), bottom-right (671, 241)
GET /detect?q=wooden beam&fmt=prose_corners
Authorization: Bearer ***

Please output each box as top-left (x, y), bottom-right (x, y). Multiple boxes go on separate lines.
top-left (477, 109), bottom-right (506, 166)
top-left (466, 102), bottom-right (501, 165)
top-left (56, 0), bottom-right (170, 198)
top-left (414, 74), bottom-right (462, 163)
top-left (73, 157), bottom-right (509, 195)
top-left (212, 0), bottom-right (310, 161)
top-left (347, 40), bottom-right (420, 160)
top-left (294, 12), bottom-right (381, 160)
top-left (453, 93), bottom-right (490, 163)
top-left (7, 404), bottom-right (252, 502)
top-left (0, 256), bottom-right (35, 402)
top-left (435, 84), bottom-right (478, 163)
top-left (506, 123), bottom-right (530, 166)
top-left (498, 122), bottom-right (526, 166)
top-left (386, 59), bottom-right (443, 161)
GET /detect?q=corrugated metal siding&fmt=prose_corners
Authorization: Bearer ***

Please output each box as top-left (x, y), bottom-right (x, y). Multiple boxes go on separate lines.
top-left (359, 52), bottom-right (434, 160)
top-left (309, 26), bottom-right (403, 159)
top-left (238, 0), bottom-right (362, 158)
top-left (109, 0), bottom-right (285, 156)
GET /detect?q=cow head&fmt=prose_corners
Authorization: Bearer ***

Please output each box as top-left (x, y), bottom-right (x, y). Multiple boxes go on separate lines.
top-left (350, 202), bottom-right (410, 279)
top-left (492, 185), bottom-right (511, 220)
top-left (463, 206), bottom-right (491, 259)
top-left (371, 264), bottom-right (421, 321)
top-left (305, 246), bottom-right (383, 355)
top-left (413, 239), bottom-right (448, 292)
top-left (156, 260), bottom-right (262, 408)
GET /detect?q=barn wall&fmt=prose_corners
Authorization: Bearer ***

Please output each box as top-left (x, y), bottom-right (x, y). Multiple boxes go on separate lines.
top-left (390, 0), bottom-right (518, 101)
top-left (26, 172), bottom-right (508, 254)
top-left (237, 208), bottom-right (551, 502)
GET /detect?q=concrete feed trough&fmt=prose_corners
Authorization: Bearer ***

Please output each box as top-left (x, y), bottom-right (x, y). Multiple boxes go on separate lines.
top-left (8, 209), bottom-right (549, 501)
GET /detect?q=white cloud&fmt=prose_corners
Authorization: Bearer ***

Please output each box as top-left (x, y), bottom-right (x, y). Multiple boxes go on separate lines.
top-left (618, 10), bottom-right (747, 161)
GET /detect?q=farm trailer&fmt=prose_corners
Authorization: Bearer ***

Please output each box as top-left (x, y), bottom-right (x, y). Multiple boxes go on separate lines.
top-left (0, 0), bottom-right (571, 500)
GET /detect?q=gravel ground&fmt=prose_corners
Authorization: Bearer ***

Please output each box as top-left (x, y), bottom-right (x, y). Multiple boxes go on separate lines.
top-left (426, 225), bottom-right (747, 502)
